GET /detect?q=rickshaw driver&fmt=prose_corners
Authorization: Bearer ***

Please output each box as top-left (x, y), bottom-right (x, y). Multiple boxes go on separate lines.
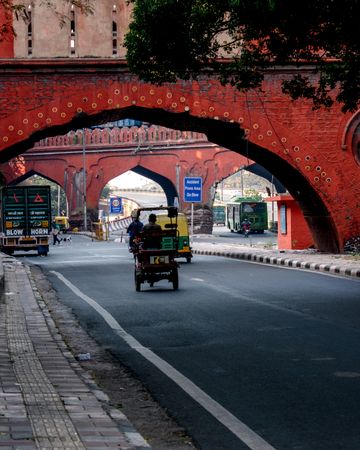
top-left (143, 213), bottom-right (162, 232)
top-left (142, 213), bottom-right (162, 249)
top-left (140, 213), bottom-right (164, 287)
top-left (127, 210), bottom-right (143, 251)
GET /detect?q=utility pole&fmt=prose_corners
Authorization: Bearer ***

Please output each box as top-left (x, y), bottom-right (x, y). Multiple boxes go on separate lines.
top-left (82, 128), bottom-right (87, 231)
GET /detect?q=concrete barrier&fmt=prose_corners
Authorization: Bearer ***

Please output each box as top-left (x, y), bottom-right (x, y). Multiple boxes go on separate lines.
top-left (91, 217), bottom-right (132, 241)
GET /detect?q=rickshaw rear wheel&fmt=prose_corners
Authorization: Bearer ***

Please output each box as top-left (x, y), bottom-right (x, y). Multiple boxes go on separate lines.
top-left (172, 269), bottom-right (179, 290)
top-left (135, 270), bottom-right (141, 292)
top-left (186, 257), bottom-right (192, 263)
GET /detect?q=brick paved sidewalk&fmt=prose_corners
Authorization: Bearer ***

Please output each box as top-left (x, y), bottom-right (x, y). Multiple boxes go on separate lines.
top-left (191, 239), bottom-right (360, 279)
top-left (0, 257), bottom-right (151, 450)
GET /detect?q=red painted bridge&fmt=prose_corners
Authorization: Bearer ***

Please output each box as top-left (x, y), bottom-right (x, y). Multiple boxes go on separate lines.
top-left (1, 124), bottom-right (256, 215)
top-left (0, 59), bottom-right (359, 252)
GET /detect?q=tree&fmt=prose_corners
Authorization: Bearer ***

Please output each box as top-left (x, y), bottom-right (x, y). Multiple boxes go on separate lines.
top-left (101, 184), bottom-right (111, 199)
top-left (244, 189), bottom-right (263, 201)
top-left (125, 0), bottom-right (360, 112)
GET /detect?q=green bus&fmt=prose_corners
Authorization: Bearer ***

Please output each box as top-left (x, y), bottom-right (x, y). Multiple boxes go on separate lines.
top-left (212, 202), bottom-right (226, 225)
top-left (226, 197), bottom-right (268, 234)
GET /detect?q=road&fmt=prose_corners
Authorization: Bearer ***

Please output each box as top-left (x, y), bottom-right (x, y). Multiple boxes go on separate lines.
top-left (21, 235), bottom-right (360, 450)
top-left (198, 225), bottom-right (278, 248)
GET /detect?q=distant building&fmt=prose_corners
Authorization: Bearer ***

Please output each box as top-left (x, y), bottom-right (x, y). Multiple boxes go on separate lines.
top-left (4, 1), bottom-right (132, 59)
top-left (96, 119), bottom-right (145, 129)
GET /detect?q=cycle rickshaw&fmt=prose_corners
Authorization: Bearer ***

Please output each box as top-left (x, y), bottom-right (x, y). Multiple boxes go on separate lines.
top-left (132, 206), bottom-right (179, 291)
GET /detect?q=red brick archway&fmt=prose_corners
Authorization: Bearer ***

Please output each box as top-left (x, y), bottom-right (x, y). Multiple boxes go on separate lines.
top-left (0, 60), bottom-right (359, 252)
top-left (3, 126), bottom-right (254, 216)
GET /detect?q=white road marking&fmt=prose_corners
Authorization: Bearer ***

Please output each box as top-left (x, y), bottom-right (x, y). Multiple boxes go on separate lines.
top-left (190, 277), bottom-right (205, 282)
top-left (91, 254), bottom-right (128, 258)
top-left (50, 270), bottom-right (277, 450)
top-left (31, 256), bottom-right (128, 265)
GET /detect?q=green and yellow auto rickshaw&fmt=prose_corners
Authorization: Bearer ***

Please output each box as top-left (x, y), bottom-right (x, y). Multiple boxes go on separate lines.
top-left (54, 216), bottom-right (70, 233)
top-left (156, 212), bottom-right (193, 263)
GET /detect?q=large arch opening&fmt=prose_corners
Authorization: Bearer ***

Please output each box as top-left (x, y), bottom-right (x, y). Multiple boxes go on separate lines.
top-left (0, 105), bottom-right (339, 252)
top-left (8, 170), bottom-right (68, 219)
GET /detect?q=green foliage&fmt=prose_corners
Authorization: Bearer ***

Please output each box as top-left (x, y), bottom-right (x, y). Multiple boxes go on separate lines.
top-left (244, 189), bottom-right (263, 201)
top-left (125, 0), bottom-right (359, 112)
top-left (101, 184), bottom-right (111, 199)
top-left (230, 195), bottom-right (263, 203)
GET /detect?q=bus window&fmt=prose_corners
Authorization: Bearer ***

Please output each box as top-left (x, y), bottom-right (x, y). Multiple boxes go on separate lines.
top-left (243, 204), bottom-right (254, 213)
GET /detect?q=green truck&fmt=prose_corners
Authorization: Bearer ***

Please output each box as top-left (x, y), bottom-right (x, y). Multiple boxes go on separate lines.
top-left (0, 186), bottom-right (51, 256)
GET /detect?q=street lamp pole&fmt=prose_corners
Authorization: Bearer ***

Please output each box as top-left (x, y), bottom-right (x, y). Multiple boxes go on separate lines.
top-left (82, 128), bottom-right (87, 231)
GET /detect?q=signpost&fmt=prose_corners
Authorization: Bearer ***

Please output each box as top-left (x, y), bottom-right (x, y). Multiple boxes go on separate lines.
top-left (110, 197), bottom-right (122, 214)
top-left (184, 177), bottom-right (202, 203)
top-left (183, 177), bottom-right (202, 238)
top-left (105, 197), bottom-right (123, 241)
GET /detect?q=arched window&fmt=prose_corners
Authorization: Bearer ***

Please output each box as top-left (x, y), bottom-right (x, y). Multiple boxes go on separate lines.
top-left (341, 110), bottom-right (360, 166)
top-left (27, 4), bottom-right (32, 56)
top-left (354, 122), bottom-right (360, 165)
top-left (70, 5), bottom-right (76, 55)
top-left (112, 5), bottom-right (118, 56)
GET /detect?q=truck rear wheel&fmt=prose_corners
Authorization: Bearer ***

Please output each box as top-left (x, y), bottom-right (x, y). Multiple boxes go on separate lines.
top-left (38, 245), bottom-right (49, 256)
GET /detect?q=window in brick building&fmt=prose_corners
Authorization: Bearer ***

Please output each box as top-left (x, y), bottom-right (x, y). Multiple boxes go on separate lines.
top-left (343, 111), bottom-right (360, 167)
top-left (354, 121), bottom-right (360, 166)
top-left (112, 5), bottom-right (118, 55)
top-left (27, 5), bottom-right (32, 56)
top-left (70, 5), bottom-right (76, 55)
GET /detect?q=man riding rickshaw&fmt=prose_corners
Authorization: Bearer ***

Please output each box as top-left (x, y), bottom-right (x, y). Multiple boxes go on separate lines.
top-left (131, 207), bottom-right (179, 291)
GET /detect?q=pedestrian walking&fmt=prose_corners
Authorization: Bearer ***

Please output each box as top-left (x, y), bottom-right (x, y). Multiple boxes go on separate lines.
top-left (52, 222), bottom-right (61, 245)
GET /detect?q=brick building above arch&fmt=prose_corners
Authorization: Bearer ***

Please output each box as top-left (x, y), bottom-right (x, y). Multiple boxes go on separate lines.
top-left (0, 58), bottom-right (359, 252)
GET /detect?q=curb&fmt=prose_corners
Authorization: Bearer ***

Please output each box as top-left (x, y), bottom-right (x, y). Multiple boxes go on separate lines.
top-left (193, 249), bottom-right (360, 279)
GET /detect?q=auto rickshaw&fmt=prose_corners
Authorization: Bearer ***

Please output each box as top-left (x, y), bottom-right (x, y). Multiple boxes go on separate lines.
top-left (54, 216), bottom-right (70, 233)
top-left (156, 212), bottom-right (192, 263)
top-left (133, 206), bottom-right (179, 291)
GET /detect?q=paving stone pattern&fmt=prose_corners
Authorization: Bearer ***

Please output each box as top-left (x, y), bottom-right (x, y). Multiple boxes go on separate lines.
top-left (0, 258), bottom-right (151, 450)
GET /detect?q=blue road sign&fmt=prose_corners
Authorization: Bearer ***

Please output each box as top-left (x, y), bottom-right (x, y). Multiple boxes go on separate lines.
top-left (184, 177), bottom-right (202, 202)
top-left (110, 197), bottom-right (122, 214)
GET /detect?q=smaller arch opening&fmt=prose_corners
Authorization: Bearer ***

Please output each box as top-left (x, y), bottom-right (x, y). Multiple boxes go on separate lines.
top-left (9, 171), bottom-right (68, 218)
top-left (100, 170), bottom-right (169, 222)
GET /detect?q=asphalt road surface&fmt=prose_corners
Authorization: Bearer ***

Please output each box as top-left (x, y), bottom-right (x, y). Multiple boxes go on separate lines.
top-left (21, 235), bottom-right (360, 450)
top-left (198, 226), bottom-right (278, 247)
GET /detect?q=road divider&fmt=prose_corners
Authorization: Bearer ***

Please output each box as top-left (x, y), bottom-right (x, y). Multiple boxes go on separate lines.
top-left (92, 217), bottom-right (132, 241)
